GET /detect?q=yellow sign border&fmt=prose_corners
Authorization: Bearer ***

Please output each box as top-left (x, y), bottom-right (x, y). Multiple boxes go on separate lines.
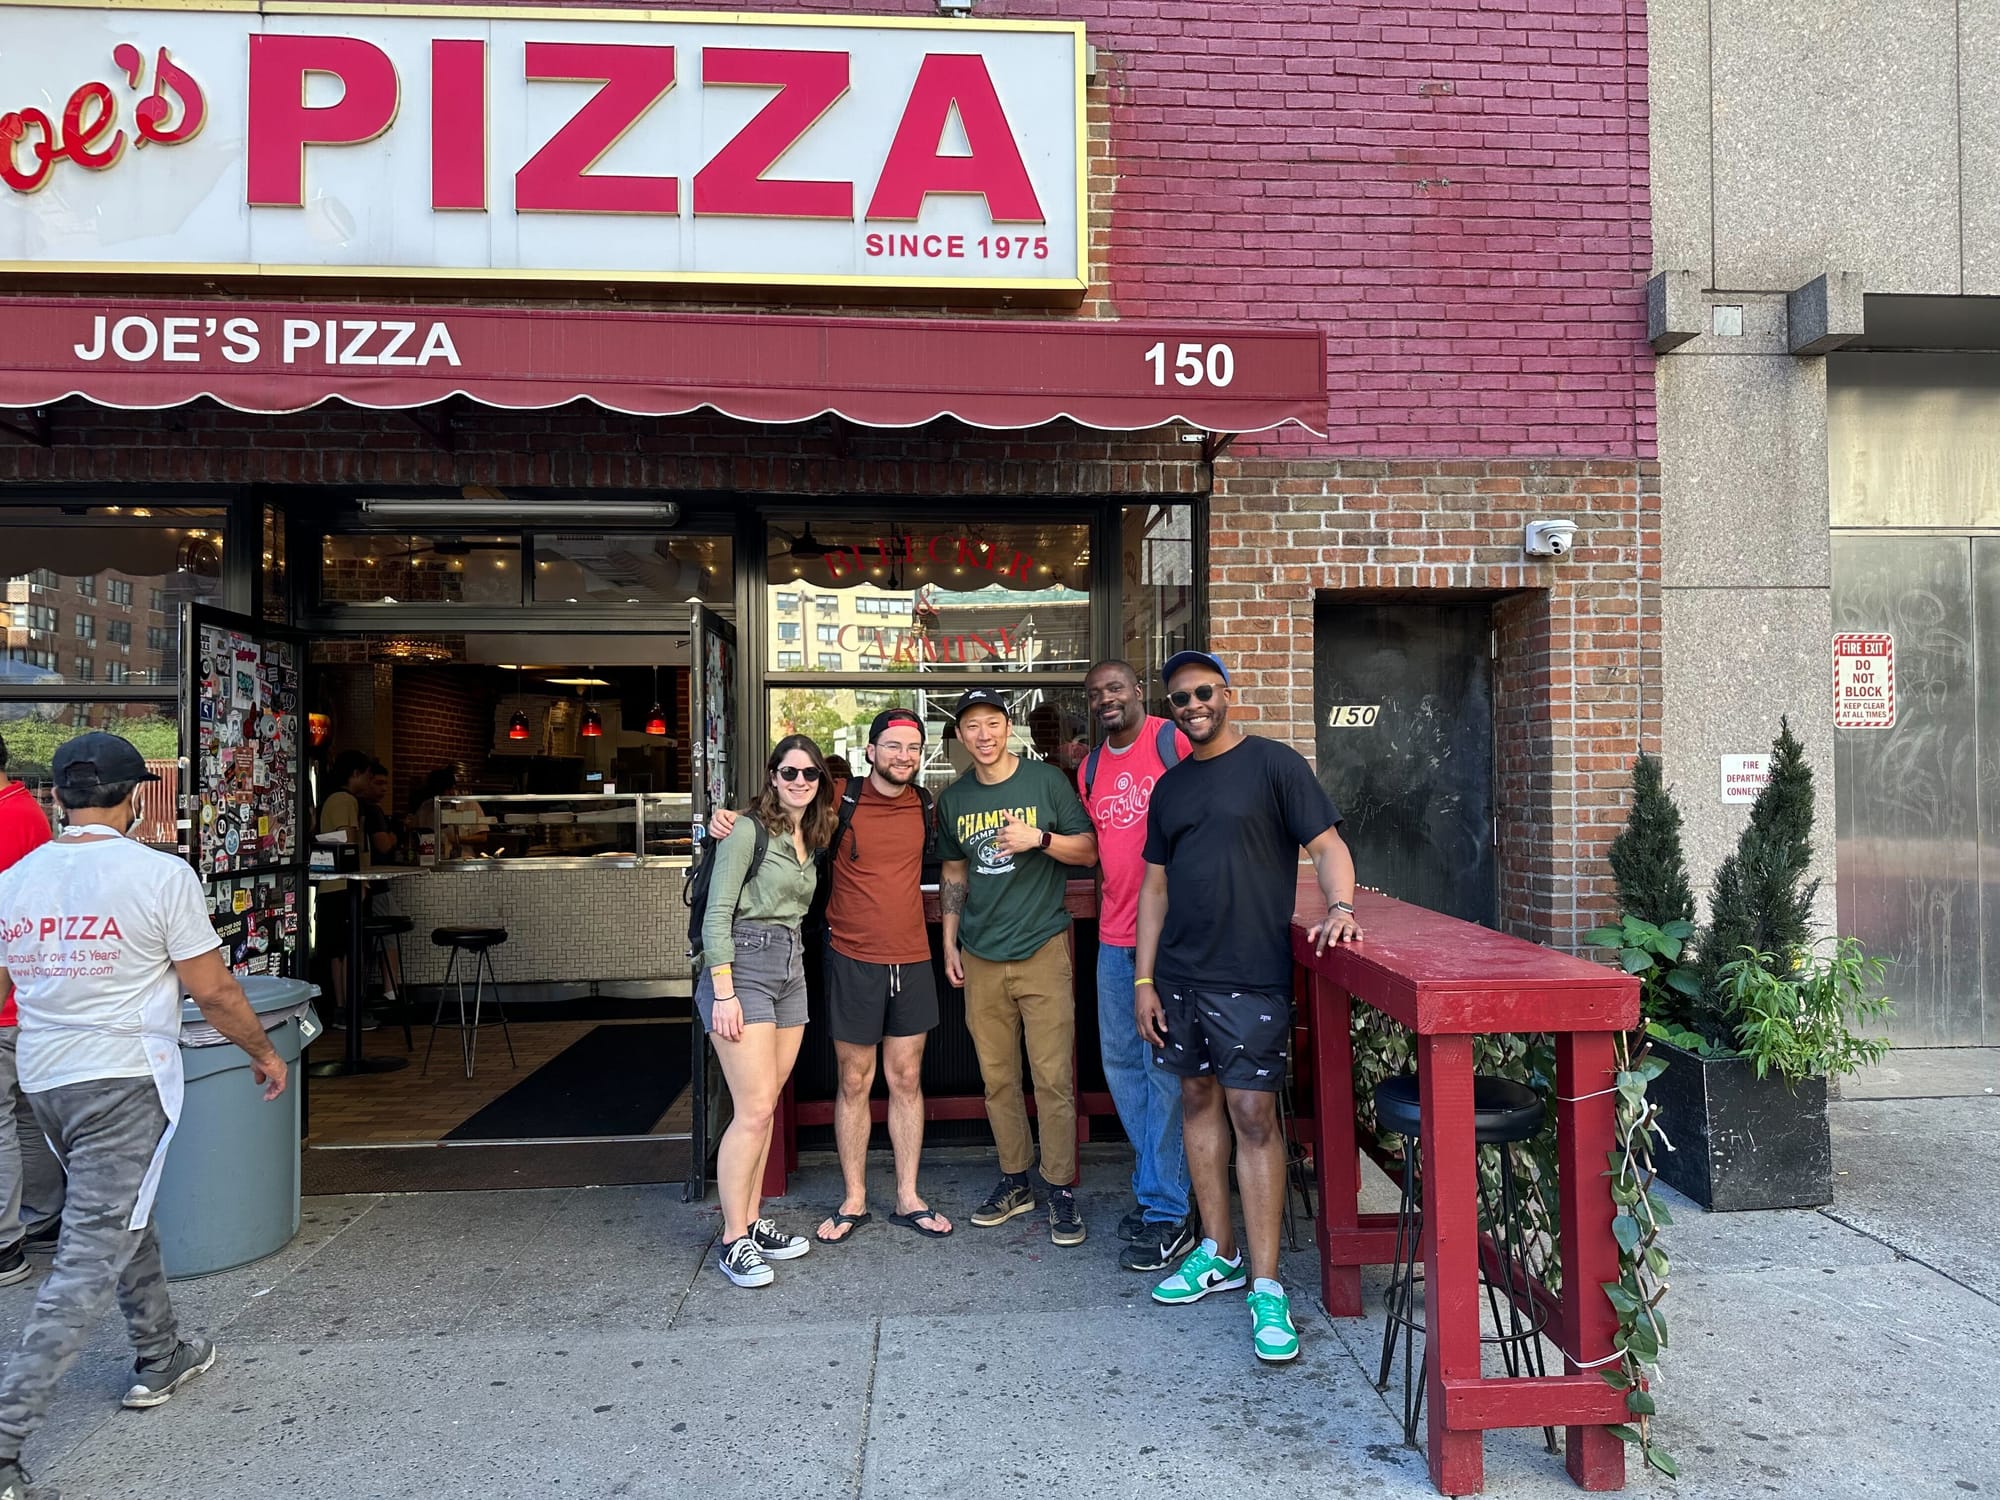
top-left (0, 0), bottom-right (1091, 300)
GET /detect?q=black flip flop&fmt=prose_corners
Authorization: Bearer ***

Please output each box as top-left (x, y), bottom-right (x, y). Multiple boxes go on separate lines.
top-left (814, 1210), bottom-right (871, 1245)
top-left (888, 1207), bottom-right (954, 1238)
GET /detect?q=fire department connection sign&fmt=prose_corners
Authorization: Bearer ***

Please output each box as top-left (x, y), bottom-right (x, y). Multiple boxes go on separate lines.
top-left (0, 1), bottom-right (1086, 293)
top-left (1833, 633), bottom-right (1896, 729)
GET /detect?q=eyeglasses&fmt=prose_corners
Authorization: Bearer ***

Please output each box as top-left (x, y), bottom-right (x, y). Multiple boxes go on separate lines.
top-left (1168, 684), bottom-right (1221, 708)
top-left (875, 741), bottom-right (922, 756)
top-left (775, 766), bottom-right (823, 783)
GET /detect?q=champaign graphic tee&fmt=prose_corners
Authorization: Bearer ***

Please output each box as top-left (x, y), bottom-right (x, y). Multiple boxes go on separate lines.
top-left (0, 835), bottom-right (221, 1092)
top-left (936, 758), bottom-right (1091, 962)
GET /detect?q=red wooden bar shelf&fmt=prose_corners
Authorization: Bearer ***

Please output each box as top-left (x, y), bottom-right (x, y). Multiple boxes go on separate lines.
top-left (1294, 885), bottom-right (1639, 1496)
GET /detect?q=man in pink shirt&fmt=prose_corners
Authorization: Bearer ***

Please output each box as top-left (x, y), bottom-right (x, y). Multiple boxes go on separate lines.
top-left (0, 734), bottom-right (58, 1288)
top-left (1079, 661), bottom-right (1194, 1273)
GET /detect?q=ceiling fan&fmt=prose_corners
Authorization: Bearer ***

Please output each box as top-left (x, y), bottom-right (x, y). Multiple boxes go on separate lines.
top-left (771, 522), bottom-right (836, 560)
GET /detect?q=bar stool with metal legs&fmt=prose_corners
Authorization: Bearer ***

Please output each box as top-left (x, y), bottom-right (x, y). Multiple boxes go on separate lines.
top-left (423, 925), bottom-right (518, 1079)
top-left (362, 913), bottom-right (415, 1051)
top-left (1374, 1073), bottom-right (1559, 1454)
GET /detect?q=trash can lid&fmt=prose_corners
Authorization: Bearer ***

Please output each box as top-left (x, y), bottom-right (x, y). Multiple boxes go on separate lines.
top-left (179, 975), bottom-right (320, 1025)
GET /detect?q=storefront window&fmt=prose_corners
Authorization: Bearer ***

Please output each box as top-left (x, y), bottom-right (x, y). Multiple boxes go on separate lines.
top-left (262, 503), bottom-right (289, 622)
top-left (767, 683), bottom-right (1091, 785)
top-left (3, 511), bottom-right (223, 686)
top-left (532, 533), bottom-right (731, 606)
top-left (1121, 504), bottom-right (1199, 690)
top-left (320, 533), bottom-right (522, 605)
top-left (764, 517), bottom-right (1092, 675)
top-left (0, 703), bottom-right (181, 845)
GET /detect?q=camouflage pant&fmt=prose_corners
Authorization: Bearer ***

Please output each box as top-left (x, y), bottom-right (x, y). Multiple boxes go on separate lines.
top-left (0, 1030), bottom-right (67, 1246)
top-left (0, 1078), bottom-right (180, 1462)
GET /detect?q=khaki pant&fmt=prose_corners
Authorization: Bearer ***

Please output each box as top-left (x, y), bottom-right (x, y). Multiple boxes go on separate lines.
top-left (962, 933), bottom-right (1077, 1188)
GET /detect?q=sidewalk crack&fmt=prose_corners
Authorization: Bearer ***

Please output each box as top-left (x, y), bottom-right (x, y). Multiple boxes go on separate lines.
top-left (847, 1317), bottom-right (882, 1500)
top-left (1816, 1207), bottom-right (2000, 1311)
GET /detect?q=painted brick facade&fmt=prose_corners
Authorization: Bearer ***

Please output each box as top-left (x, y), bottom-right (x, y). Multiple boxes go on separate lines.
top-left (0, 0), bottom-right (1654, 946)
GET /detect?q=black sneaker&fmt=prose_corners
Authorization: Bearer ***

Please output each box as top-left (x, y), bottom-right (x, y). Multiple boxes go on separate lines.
top-left (21, 1220), bottom-right (58, 1253)
top-left (1118, 1214), bottom-right (1198, 1272)
top-left (1048, 1186), bottom-right (1086, 1247)
top-left (121, 1338), bottom-right (216, 1409)
top-left (971, 1175), bottom-right (1036, 1228)
top-left (1116, 1207), bottom-right (1150, 1243)
top-left (0, 1242), bottom-right (26, 1288)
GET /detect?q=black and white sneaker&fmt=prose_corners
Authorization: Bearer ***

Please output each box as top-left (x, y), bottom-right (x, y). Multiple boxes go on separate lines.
top-left (0, 1242), bottom-right (29, 1288)
top-left (121, 1338), bottom-right (217, 1409)
top-left (971, 1175), bottom-right (1036, 1227)
top-left (718, 1236), bottom-right (774, 1288)
top-left (1119, 1214), bottom-right (1199, 1273)
top-left (1116, 1207), bottom-right (1150, 1243)
top-left (1048, 1186), bottom-right (1086, 1247)
top-left (749, 1218), bottom-right (810, 1261)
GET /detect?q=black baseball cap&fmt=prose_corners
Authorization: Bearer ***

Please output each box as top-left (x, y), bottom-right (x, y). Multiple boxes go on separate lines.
top-left (868, 709), bottom-right (925, 744)
top-left (949, 687), bottom-right (1012, 722)
top-left (51, 732), bottom-right (161, 790)
top-left (1163, 650), bottom-right (1230, 684)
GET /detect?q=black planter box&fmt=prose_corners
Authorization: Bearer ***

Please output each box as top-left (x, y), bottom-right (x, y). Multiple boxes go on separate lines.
top-left (1649, 1039), bottom-right (1832, 1212)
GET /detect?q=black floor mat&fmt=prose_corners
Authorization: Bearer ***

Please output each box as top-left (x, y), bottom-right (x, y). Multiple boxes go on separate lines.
top-left (443, 1023), bottom-right (692, 1141)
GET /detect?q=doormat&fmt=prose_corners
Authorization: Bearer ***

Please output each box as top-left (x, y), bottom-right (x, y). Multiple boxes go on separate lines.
top-left (443, 1023), bottom-right (692, 1141)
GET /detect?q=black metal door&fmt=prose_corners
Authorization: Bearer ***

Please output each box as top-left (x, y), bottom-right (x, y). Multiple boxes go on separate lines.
top-left (1313, 598), bottom-right (1496, 925)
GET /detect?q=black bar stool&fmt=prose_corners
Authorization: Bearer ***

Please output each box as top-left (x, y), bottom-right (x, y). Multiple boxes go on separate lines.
top-left (362, 913), bottom-right (415, 1050)
top-left (423, 925), bottom-right (517, 1079)
top-left (1374, 1073), bottom-right (1558, 1453)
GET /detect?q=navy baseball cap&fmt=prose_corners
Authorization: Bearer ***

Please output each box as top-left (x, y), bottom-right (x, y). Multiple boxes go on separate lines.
top-left (52, 732), bottom-right (161, 790)
top-left (949, 687), bottom-right (1012, 721)
top-left (868, 709), bottom-right (925, 744)
top-left (1162, 650), bottom-right (1229, 684)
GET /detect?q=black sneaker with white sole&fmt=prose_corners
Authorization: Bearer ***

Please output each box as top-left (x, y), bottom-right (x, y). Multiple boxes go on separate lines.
top-left (0, 1242), bottom-right (28, 1288)
top-left (1116, 1207), bottom-right (1150, 1243)
top-left (121, 1338), bottom-right (216, 1409)
top-left (718, 1236), bottom-right (774, 1288)
top-left (1048, 1186), bottom-right (1086, 1247)
top-left (1118, 1214), bottom-right (1199, 1272)
top-left (970, 1175), bottom-right (1036, 1228)
top-left (748, 1218), bottom-right (809, 1261)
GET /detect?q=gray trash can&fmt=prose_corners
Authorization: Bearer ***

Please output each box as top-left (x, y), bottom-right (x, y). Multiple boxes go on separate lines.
top-left (153, 976), bottom-right (322, 1280)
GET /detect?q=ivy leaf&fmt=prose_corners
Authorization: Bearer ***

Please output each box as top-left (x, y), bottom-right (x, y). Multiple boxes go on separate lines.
top-left (1601, 1368), bottom-right (1633, 1391)
top-left (1646, 1193), bottom-right (1676, 1227)
top-left (1627, 1388), bottom-right (1657, 1416)
top-left (1607, 1424), bottom-right (1643, 1445)
top-left (1625, 1322), bottom-right (1660, 1361)
top-left (1646, 1447), bottom-right (1681, 1478)
top-left (1612, 1213), bottom-right (1642, 1254)
top-left (1645, 1245), bottom-right (1671, 1278)
top-left (1665, 968), bottom-right (1702, 998)
top-left (1650, 1310), bottom-right (1670, 1349)
top-left (1601, 1281), bottom-right (1641, 1314)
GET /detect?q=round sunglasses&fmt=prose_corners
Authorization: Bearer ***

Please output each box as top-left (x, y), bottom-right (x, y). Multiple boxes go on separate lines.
top-left (774, 765), bottom-right (823, 783)
top-left (1168, 683), bottom-right (1222, 708)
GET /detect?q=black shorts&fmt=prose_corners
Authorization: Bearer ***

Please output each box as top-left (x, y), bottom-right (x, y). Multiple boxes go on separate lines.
top-left (1153, 985), bottom-right (1293, 1092)
top-left (824, 944), bottom-right (940, 1046)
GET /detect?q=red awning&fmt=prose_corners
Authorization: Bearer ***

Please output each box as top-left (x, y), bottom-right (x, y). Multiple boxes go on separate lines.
top-left (0, 298), bottom-right (1325, 436)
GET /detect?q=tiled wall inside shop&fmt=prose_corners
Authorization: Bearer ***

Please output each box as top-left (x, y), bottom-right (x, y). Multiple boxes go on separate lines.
top-left (380, 867), bottom-right (690, 988)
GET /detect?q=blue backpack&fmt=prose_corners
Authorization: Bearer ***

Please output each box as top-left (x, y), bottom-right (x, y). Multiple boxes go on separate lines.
top-left (1082, 720), bottom-right (1182, 810)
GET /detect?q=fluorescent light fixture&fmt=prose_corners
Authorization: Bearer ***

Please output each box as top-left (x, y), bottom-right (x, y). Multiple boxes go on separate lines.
top-left (544, 676), bottom-right (611, 687)
top-left (357, 499), bottom-right (680, 523)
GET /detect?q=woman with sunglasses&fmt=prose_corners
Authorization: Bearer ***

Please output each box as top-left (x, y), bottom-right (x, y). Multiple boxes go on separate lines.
top-left (697, 734), bottom-right (839, 1287)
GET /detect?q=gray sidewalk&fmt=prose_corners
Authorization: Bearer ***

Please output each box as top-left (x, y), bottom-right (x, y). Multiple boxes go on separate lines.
top-left (2, 1091), bottom-right (1996, 1499)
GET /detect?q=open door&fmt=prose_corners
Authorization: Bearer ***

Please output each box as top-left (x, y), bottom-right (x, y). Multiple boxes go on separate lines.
top-left (685, 599), bottom-right (738, 1202)
top-left (179, 605), bottom-right (310, 978)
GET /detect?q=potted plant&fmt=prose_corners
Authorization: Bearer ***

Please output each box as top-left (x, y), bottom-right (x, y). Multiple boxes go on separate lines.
top-left (1588, 727), bottom-right (1892, 1212)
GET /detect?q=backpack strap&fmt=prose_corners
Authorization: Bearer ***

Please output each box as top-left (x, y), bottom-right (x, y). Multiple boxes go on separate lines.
top-left (915, 784), bottom-right (937, 860)
top-left (744, 820), bottom-right (770, 884)
top-left (1156, 718), bottom-right (1181, 770)
top-left (1082, 742), bottom-right (1105, 808)
top-left (828, 779), bottom-right (865, 864)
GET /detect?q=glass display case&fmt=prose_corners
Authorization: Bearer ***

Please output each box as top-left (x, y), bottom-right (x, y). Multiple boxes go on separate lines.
top-left (432, 793), bottom-right (695, 868)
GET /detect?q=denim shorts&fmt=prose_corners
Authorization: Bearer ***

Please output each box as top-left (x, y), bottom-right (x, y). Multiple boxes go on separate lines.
top-left (694, 921), bottom-right (809, 1032)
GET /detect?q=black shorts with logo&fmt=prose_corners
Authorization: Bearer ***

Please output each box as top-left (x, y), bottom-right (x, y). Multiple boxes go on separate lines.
top-left (824, 943), bottom-right (941, 1046)
top-left (1152, 985), bottom-right (1293, 1092)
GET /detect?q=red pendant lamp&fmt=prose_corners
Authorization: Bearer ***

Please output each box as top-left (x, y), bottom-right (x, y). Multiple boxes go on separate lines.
top-left (506, 665), bottom-right (530, 740)
top-left (644, 666), bottom-right (669, 737)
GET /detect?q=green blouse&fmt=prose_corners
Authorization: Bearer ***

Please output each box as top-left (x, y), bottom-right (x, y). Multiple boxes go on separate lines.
top-left (701, 816), bottom-right (819, 968)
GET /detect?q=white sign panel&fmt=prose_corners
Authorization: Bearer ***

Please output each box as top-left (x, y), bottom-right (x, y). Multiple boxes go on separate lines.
top-left (1833, 632), bottom-right (1896, 729)
top-left (1720, 754), bottom-right (1769, 804)
top-left (0, 1), bottom-right (1085, 294)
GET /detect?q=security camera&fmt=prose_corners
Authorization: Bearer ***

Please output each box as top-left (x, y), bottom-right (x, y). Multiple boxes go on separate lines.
top-left (1523, 519), bottom-right (1577, 559)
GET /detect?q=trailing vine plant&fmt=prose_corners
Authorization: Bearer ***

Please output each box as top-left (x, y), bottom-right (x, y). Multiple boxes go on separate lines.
top-left (1600, 1027), bottom-right (1677, 1477)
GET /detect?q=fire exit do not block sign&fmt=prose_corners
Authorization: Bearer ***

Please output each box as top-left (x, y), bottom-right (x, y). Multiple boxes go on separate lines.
top-left (1834, 633), bottom-right (1896, 729)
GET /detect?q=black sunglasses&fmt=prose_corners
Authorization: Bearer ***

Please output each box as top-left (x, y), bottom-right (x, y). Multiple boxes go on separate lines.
top-left (1168, 684), bottom-right (1221, 708)
top-left (775, 765), bottom-right (823, 783)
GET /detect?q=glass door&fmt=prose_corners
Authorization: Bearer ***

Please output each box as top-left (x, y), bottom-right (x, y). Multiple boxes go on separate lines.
top-left (685, 598), bottom-right (738, 1199)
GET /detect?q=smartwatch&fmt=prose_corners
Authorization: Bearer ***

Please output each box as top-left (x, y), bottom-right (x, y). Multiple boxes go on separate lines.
top-left (1332, 900), bottom-right (1355, 914)
top-left (1039, 828), bottom-right (1053, 851)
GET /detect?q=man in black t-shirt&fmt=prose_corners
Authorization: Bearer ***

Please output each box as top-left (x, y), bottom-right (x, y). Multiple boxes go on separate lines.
top-left (1135, 651), bottom-right (1362, 1366)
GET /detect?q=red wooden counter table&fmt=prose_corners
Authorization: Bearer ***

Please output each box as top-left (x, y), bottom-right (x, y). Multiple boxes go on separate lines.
top-left (1292, 885), bottom-right (1639, 1496)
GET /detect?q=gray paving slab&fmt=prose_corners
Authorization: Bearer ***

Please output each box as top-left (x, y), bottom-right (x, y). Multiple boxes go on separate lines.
top-left (1844, 1047), bottom-right (2000, 1100)
top-left (1828, 1097), bottom-right (2000, 1304)
top-left (43, 1323), bottom-right (876, 1500)
top-left (1645, 1181), bottom-right (1897, 1278)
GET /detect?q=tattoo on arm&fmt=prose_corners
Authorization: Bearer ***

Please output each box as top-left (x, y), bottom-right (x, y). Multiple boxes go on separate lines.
top-left (941, 879), bottom-right (968, 915)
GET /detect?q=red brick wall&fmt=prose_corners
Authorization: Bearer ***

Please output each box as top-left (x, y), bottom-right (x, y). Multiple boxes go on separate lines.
top-left (390, 667), bottom-right (496, 813)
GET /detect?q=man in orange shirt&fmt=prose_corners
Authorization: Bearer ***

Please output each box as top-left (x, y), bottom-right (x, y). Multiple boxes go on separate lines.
top-left (0, 734), bottom-right (59, 1287)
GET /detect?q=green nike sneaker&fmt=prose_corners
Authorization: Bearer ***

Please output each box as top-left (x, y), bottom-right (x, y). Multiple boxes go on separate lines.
top-left (1248, 1286), bottom-right (1299, 1363)
top-left (1151, 1242), bottom-right (1248, 1305)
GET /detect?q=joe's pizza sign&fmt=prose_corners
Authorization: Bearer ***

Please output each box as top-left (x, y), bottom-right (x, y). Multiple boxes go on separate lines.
top-left (0, 1), bottom-right (1086, 294)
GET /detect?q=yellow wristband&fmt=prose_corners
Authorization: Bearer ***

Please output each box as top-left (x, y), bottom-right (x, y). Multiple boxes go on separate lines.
top-left (1134, 977), bottom-right (1155, 988)
top-left (712, 964), bottom-right (733, 975)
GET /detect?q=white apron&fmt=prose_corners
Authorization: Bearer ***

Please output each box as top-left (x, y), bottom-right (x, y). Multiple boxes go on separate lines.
top-left (55, 825), bottom-right (185, 1232)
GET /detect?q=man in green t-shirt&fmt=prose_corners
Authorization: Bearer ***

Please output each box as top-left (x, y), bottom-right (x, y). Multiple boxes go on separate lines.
top-left (937, 688), bottom-right (1097, 1247)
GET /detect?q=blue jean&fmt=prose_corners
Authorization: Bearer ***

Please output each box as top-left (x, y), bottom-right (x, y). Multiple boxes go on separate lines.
top-left (1097, 943), bottom-right (1188, 1223)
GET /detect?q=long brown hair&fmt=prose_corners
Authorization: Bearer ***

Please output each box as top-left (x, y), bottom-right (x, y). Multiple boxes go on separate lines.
top-left (751, 734), bottom-right (838, 852)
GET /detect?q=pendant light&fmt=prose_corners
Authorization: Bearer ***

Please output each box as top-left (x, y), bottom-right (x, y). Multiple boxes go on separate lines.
top-left (505, 664), bottom-right (530, 741)
top-left (579, 667), bottom-right (603, 738)
top-left (644, 665), bottom-right (669, 737)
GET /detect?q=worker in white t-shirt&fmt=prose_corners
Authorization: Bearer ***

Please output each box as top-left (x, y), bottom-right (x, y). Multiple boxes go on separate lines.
top-left (0, 733), bottom-right (290, 1500)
